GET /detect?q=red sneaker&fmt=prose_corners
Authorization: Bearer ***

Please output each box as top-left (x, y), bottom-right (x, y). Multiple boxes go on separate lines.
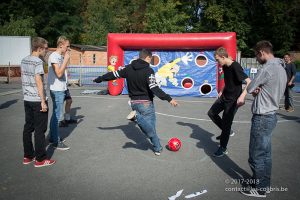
top-left (23, 157), bottom-right (35, 165)
top-left (34, 159), bottom-right (56, 168)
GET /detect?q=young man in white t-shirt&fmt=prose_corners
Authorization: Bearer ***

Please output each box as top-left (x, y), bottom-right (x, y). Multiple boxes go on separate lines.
top-left (21, 37), bottom-right (55, 167)
top-left (48, 36), bottom-right (70, 150)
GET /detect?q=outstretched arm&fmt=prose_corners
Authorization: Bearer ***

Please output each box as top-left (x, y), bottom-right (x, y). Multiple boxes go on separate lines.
top-left (147, 70), bottom-right (178, 107)
top-left (93, 67), bottom-right (127, 83)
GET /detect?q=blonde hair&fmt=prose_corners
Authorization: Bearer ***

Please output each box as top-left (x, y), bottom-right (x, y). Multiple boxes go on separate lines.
top-left (56, 36), bottom-right (70, 47)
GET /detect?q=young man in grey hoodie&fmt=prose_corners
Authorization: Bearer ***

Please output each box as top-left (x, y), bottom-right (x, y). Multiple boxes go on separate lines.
top-left (241, 41), bottom-right (287, 198)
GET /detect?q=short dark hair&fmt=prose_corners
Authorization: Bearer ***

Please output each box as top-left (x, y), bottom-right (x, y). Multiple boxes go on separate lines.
top-left (139, 49), bottom-right (152, 59)
top-left (284, 53), bottom-right (291, 57)
top-left (32, 37), bottom-right (48, 51)
top-left (254, 40), bottom-right (273, 54)
top-left (214, 47), bottom-right (228, 58)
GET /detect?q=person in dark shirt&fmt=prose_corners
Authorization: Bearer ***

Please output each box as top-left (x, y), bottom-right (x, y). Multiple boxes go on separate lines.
top-left (207, 47), bottom-right (251, 157)
top-left (283, 53), bottom-right (297, 112)
top-left (93, 49), bottom-right (178, 156)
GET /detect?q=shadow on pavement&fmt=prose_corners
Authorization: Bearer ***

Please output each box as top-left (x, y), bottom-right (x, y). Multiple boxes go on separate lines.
top-left (177, 121), bottom-right (251, 186)
top-left (46, 106), bottom-right (84, 157)
top-left (277, 112), bottom-right (300, 124)
top-left (0, 99), bottom-right (18, 109)
top-left (98, 121), bottom-right (152, 151)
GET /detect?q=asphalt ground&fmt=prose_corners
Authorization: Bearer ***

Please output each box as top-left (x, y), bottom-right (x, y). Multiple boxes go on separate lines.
top-left (0, 81), bottom-right (300, 200)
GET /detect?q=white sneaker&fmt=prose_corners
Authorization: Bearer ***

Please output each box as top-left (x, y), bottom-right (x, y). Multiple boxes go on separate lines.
top-left (230, 130), bottom-right (235, 137)
top-left (126, 110), bottom-right (136, 121)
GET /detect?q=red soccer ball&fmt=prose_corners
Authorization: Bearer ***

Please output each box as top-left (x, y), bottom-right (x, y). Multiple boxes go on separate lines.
top-left (168, 138), bottom-right (182, 151)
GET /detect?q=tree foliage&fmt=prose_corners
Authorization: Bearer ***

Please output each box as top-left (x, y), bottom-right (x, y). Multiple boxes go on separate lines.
top-left (143, 0), bottom-right (189, 33)
top-left (0, 0), bottom-right (299, 56)
top-left (0, 16), bottom-right (37, 36)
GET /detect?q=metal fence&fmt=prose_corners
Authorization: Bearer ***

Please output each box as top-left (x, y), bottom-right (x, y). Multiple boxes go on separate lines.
top-left (240, 58), bottom-right (262, 69)
top-left (67, 59), bottom-right (260, 87)
top-left (68, 66), bottom-right (108, 87)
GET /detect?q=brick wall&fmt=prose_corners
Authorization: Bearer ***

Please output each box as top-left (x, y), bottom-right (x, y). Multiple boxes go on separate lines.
top-left (48, 48), bottom-right (107, 66)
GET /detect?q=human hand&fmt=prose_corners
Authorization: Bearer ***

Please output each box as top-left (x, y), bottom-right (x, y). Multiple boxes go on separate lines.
top-left (236, 96), bottom-right (245, 107)
top-left (40, 101), bottom-right (48, 112)
top-left (251, 87), bottom-right (261, 97)
top-left (170, 99), bottom-right (178, 107)
top-left (93, 76), bottom-right (102, 83)
top-left (64, 50), bottom-right (70, 61)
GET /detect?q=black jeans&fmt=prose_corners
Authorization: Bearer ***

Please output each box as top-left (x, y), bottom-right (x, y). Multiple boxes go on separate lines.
top-left (23, 101), bottom-right (48, 161)
top-left (207, 96), bottom-right (238, 149)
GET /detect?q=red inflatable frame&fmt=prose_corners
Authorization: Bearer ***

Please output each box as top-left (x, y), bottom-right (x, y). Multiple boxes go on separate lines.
top-left (107, 32), bottom-right (236, 96)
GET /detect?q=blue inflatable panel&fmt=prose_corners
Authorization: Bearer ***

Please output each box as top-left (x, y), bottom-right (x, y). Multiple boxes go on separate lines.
top-left (122, 50), bottom-right (217, 97)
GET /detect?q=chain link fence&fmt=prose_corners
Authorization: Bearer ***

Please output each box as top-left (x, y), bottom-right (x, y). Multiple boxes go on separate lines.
top-left (67, 66), bottom-right (108, 87)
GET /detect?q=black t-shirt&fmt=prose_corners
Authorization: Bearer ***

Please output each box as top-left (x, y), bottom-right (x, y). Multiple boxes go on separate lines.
top-left (285, 62), bottom-right (297, 82)
top-left (222, 61), bottom-right (248, 101)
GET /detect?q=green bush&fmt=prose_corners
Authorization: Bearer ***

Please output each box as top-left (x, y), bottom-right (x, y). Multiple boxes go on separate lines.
top-left (294, 60), bottom-right (300, 71)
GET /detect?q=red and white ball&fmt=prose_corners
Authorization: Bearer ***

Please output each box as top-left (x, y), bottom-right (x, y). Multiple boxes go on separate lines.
top-left (168, 138), bottom-right (182, 151)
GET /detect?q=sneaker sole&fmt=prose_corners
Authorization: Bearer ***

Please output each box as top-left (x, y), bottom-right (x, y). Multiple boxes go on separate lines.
top-left (34, 161), bottom-right (56, 168)
top-left (240, 191), bottom-right (266, 198)
top-left (126, 111), bottom-right (136, 120)
top-left (23, 161), bottom-right (35, 165)
top-left (213, 151), bottom-right (228, 157)
top-left (23, 158), bottom-right (36, 165)
top-left (54, 147), bottom-right (70, 151)
top-left (49, 139), bottom-right (66, 144)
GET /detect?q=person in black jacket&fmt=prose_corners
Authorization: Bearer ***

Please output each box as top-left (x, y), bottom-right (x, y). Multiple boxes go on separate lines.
top-left (93, 49), bottom-right (178, 156)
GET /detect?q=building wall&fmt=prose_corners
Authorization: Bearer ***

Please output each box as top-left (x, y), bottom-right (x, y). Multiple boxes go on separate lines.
top-left (48, 48), bottom-right (107, 66)
top-left (290, 51), bottom-right (300, 61)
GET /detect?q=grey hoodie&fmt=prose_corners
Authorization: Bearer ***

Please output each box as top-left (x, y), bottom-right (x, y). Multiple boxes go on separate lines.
top-left (247, 58), bottom-right (287, 114)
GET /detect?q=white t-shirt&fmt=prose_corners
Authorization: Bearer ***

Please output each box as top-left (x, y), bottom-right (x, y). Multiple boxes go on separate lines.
top-left (21, 55), bottom-right (47, 102)
top-left (48, 52), bottom-right (67, 91)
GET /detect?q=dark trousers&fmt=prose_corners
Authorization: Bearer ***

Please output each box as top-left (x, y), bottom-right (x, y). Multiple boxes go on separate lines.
top-left (207, 96), bottom-right (238, 149)
top-left (284, 86), bottom-right (294, 109)
top-left (23, 101), bottom-right (48, 161)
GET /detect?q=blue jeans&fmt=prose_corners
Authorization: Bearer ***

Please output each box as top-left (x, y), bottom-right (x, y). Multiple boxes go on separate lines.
top-left (49, 90), bottom-right (65, 143)
top-left (131, 101), bottom-right (162, 152)
top-left (248, 114), bottom-right (277, 190)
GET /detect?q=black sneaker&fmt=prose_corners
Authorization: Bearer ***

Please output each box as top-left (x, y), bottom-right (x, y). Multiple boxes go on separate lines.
top-left (52, 142), bottom-right (70, 151)
top-left (126, 110), bottom-right (137, 121)
top-left (65, 119), bottom-right (77, 124)
top-left (59, 120), bottom-right (68, 127)
top-left (240, 188), bottom-right (266, 198)
top-left (213, 147), bottom-right (228, 157)
top-left (49, 138), bottom-right (66, 144)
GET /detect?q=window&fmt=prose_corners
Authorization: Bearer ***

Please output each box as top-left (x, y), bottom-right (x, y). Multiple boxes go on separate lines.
top-left (93, 54), bottom-right (96, 64)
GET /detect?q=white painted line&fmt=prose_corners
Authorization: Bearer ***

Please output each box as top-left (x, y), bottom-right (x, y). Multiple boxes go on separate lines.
top-left (155, 112), bottom-right (300, 123)
top-left (0, 89), bottom-right (22, 96)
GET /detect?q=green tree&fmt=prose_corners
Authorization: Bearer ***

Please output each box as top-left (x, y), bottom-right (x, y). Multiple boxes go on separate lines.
top-left (244, 0), bottom-right (300, 56)
top-left (0, 16), bottom-right (36, 36)
top-left (192, 0), bottom-right (251, 53)
top-left (81, 0), bottom-right (118, 45)
top-left (0, 0), bottom-right (83, 46)
top-left (143, 0), bottom-right (189, 33)
top-left (114, 0), bottom-right (147, 33)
